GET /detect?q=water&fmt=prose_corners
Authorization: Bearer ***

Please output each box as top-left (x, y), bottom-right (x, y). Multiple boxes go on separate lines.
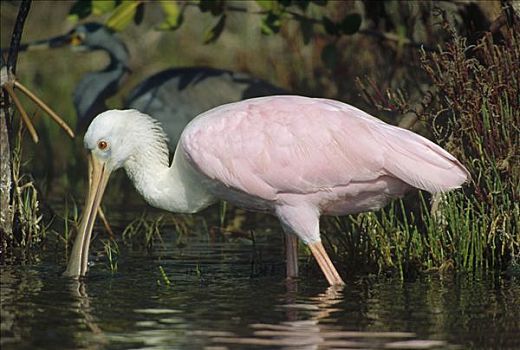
top-left (1, 224), bottom-right (519, 349)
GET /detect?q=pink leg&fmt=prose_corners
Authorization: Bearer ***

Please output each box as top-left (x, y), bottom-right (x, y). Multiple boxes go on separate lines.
top-left (285, 233), bottom-right (299, 279)
top-left (308, 241), bottom-right (345, 286)
top-left (275, 204), bottom-right (343, 285)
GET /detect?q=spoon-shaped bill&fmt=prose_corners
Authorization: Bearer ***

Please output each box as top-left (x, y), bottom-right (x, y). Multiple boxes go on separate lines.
top-left (64, 154), bottom-right (111, 278)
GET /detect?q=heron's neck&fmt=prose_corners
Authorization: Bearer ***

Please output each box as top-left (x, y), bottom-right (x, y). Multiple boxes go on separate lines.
top-left (123, 143), bottom-right (215, 214)
top-left (75, 42), bottom-right (130, 126)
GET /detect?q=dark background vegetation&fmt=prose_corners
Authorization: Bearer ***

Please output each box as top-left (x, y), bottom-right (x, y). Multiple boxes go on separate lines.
top-left (1, 0), bottom-right (518, 278)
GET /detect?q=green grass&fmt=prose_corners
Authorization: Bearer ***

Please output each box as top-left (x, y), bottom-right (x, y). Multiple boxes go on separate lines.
top-left (48, 197), bottom-right (80, 261)
top-left (121, 213), bottom-right (166, 251)
top-left (1, 123), bottom-right (48, 262)
top-left (102, 239), bottom-right (119, 273)
top-left (322, 23), bottom-right (520, 279)
top-left (157, 265), bottom-right (172, 287)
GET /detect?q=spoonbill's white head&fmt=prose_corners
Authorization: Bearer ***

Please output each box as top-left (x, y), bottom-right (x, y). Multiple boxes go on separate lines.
top-left (65, 109), bottom-right (169, 278)
top-left (84, 109), bottom-right (169, 172)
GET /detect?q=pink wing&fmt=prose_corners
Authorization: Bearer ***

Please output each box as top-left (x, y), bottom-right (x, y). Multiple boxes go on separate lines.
top-left (180, 96), bottom-right (468, 201)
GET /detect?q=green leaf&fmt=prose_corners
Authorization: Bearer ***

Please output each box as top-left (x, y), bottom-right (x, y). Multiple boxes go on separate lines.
top-left (255, 0), bottom-right (275, 10)
top-left (339, 13), bottom-right (361, 35)
top-left (204, 14), bottom-right (226, 44)
top-left (256, 0), bottom-right (284, 15)
top-left (158, 1), bottom-right (184, 30)
top-left (92, 0), bottom-right (117, 16)
top-left (322, 16), bottom-right (339, 36)
top-left (68, 1), bottom-right (93, 23)
top-left (260, 12), bottom-right (281, 35)
top-left (134, 2), bottom-right (145, 25)
top-left (321, 43), bottom-right (337, 69)
top-left (160, 0), bottom-right (180, 17)
top-left (105, 1), bottom-right (142, 31)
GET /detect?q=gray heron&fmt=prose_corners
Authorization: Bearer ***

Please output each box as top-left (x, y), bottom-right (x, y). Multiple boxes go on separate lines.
top-left (20, 22), bottom-right (287, 145)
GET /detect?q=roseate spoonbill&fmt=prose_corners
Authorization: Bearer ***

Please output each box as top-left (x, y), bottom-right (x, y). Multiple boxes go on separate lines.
top-left (19, 23), bottom-right (287, 144)
top-left (64, 95), bottom-right (469, 285)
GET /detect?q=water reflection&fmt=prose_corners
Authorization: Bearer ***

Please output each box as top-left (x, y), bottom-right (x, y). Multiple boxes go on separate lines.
top-left (67, 280), bottom-right (107, 349)
top-left (0, 267), bottom-right (108, 349)
top-left (1, 228), bottom-right (519, 349)
top-left (198, 284), bottom-right (448, 349)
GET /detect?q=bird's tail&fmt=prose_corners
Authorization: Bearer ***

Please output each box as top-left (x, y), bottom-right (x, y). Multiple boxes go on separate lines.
top-left (380, 126), bottom-right (470, 194)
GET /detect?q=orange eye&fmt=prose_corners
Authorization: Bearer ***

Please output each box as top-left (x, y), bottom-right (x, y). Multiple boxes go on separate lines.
top-left (98, 140), bottom-right (108, 150)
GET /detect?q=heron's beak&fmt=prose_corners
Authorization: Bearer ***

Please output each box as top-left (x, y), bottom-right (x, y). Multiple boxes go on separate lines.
top-left (17, 32), bottom-right (81, 52)
top-left (64, 154), bottom-right (111, 278)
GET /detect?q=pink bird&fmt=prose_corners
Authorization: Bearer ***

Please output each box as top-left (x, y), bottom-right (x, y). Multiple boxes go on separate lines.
top-left (64, 95), bottom-right (469, 285)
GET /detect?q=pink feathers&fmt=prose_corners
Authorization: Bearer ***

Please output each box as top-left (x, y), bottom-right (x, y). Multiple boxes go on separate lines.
top-left (180, 96), bottom-right (469, 211)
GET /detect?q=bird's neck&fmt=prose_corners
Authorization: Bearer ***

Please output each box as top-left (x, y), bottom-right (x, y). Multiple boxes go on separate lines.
top-left (105, 38), bottom-right (129, 67)
top-left (75, 42), bottom-right (130, 126)
top-left (123, 144), bottom-right (216, 214)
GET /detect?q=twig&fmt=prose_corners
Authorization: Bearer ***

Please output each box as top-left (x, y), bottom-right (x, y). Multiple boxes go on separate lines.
top-left (14, 80), bottom-right (75, 138)
top-left (398, 86), bottom-right (439, 129)
top-left (98, 207), bottom-right (115, 240)
top-left (3, 84), bottom-right (38, 143)
top-left (358, 29), bottom-right (437, 53)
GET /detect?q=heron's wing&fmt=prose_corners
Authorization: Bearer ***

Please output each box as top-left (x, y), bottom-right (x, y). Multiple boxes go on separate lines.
top-left (181, 96), bottom-right (468, 200)
top-left (127, 67), bottom-right (286, 147)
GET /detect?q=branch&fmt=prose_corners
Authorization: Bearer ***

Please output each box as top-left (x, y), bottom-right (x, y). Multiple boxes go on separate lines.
top-left (14, 80), bottom-right (75, 138)
top-left (358, 29), bottom-right (437, 53)
top-left (7, 0), bottom-right (32, 73)
top-left (3, 84), bottom-right (38, 143)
